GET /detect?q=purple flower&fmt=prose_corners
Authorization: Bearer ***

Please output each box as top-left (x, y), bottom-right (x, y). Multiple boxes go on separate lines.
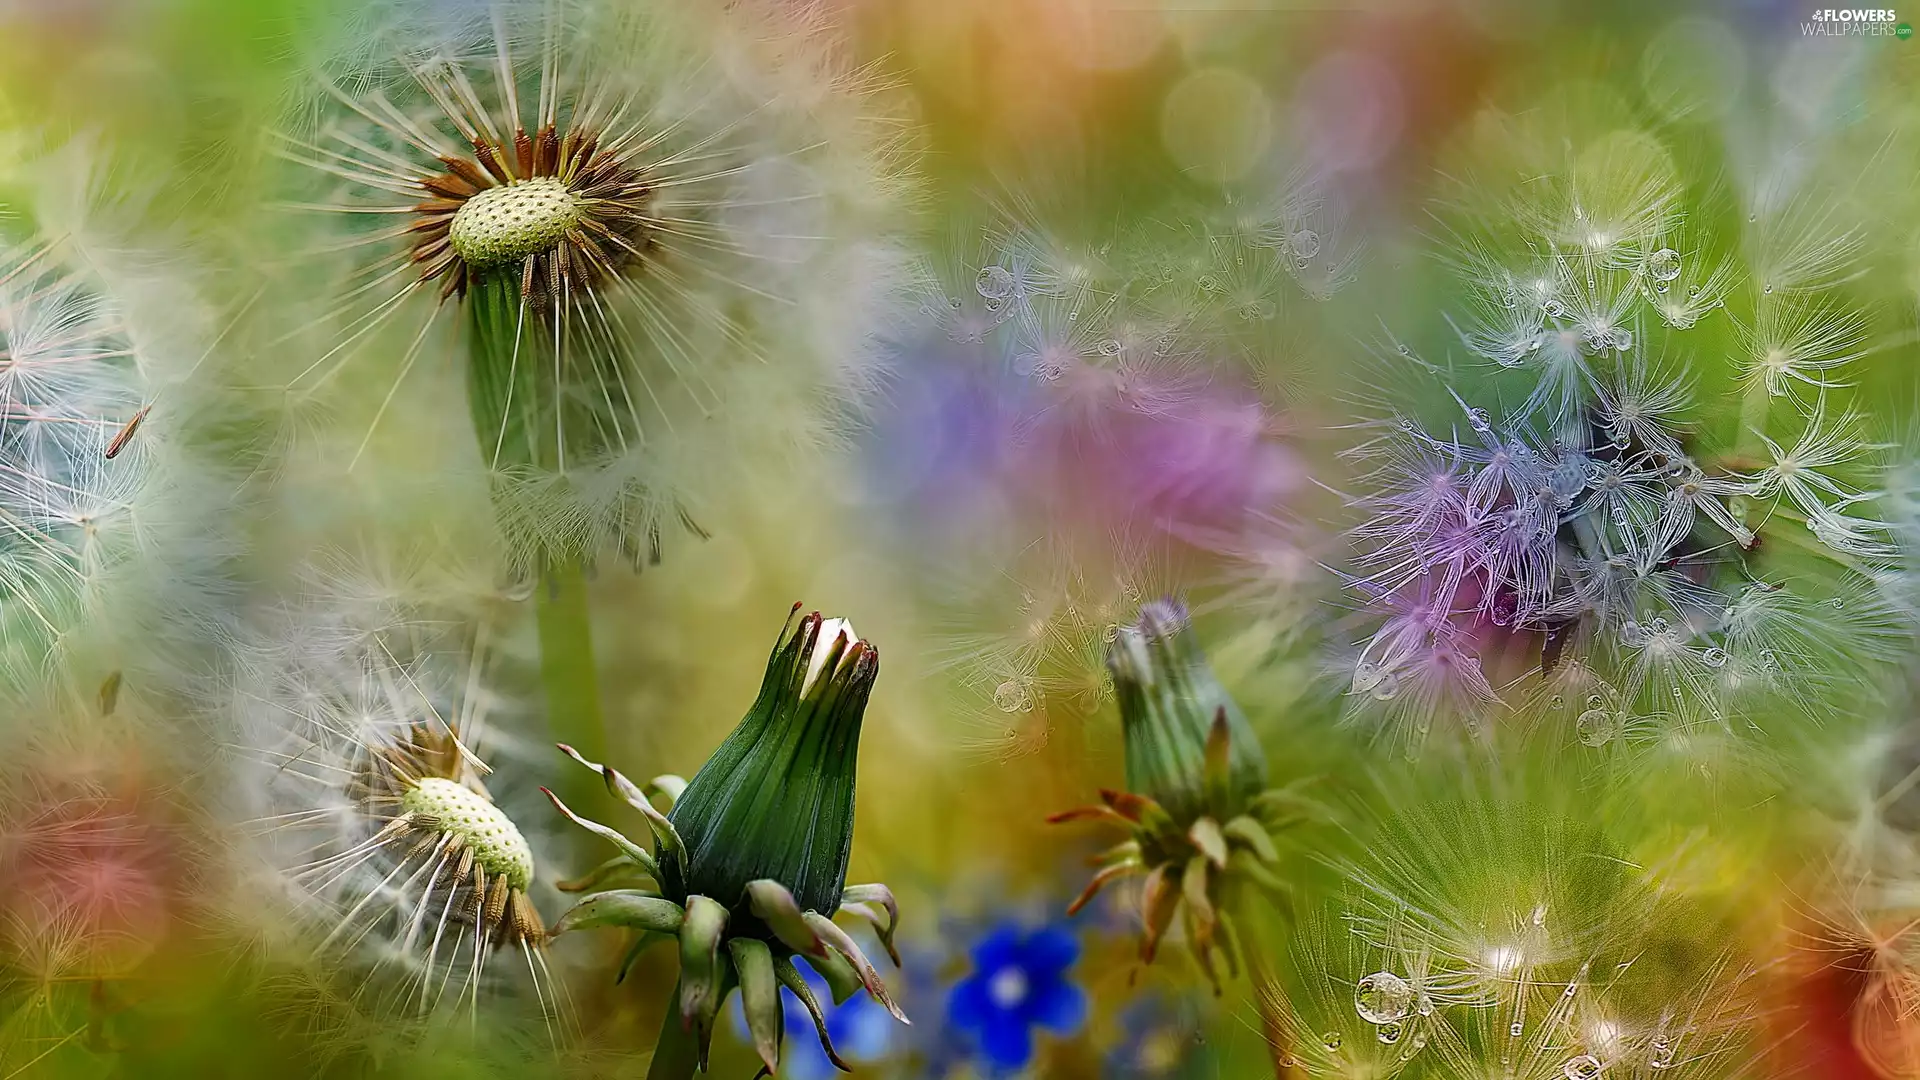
top-left (947, 922), bottom-right (1088, 1072)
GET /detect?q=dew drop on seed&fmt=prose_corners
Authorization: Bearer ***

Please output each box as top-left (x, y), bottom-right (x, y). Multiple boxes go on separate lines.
top-left (1702, 647), bottom-right (1727, 667)
top-left (1322, 1031), bottom-right (1343, 1051)
top-left (993, 680), bottom-right (1027, 713)
top-left (1377, 1022), bottom-right (1404, 1045)
top-left (975, 265), bottom-right (1015, 300)
top-left (1563, 1055), bottom-right (1603, 1080)
top-left (1548, 694), bottom-right (1565, 710)
top-left (1372, 671), bottom-right (1401, 701)
top-left (1649, 1039), bottom-right (1675, 1069)
top-left (1354, 971), bottom-right (1416, 1024)
top-left (1511, 1022), bottom-right (1525, 1037)
top-left (1099, 338), bottom-right (1122, 356)
top-left (1647, 248), bottom-right (1682, 283)
top-left (1577, 709), bottom-right (1618, 747)
top-left (1291, 230), bottom-right (1321, 259)
top-left (1586, 694), bottom-right (1606, 710)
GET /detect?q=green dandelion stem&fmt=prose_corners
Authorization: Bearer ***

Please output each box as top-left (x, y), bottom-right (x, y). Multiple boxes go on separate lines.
top-left (646, 981), bottom-right (703, 1080)
top-left (536, 559), bottom-right (609, 805)
top-left (1735, 375), bottom-right (1770, 461)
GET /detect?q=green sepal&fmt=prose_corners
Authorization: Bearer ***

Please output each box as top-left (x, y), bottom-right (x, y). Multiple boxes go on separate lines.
top-left (775, 956), bottom-right (852, 1073)
top-left (838, 884), bottom-right (901, 967)
top-left (747, 879), bottom-right (826, 959)
top-left (730, 938), bottom-right (783, 1076)
top-left (559, 743), bottom-right (685, 862)
top-left (664, 608), bottom-right (878, 914)
top-left (647, 774), bottom-right (689, 809)
top-left (1188, 816), bottom-right (1229, 868)
top-left (553, 890), bottom-right (684, 936)
top-left (802, 945), bottom-right (865, 1005)
top-left (543, 787), bottom-right (657, 876)
top-left (678, 894), bottom-right (731, 1061)
top-left (1222, 815), bottom-right (1280, 863)
top-left (804, 911), bottom-right (907, 1022)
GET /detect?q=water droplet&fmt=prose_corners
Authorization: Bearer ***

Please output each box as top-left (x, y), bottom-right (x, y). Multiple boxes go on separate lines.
top-left (1702, 647), bottom-right (1727, 668)
top-left (1611, 327), bottom-right (1634, 352)
top-left (1760, 648), bottom-right (1780, 670)
top-left (1098, 338), bottom-right (1123, 357)
top-left (975, 265), bottom-right (1015, 300)
top-left (993, 680), bottom-right (1028, 713)
top-left (1649, 1038), bottom-right (1675, 1069)
top-left (1548, 694), bottom-right (1566, 710)
top-left (1647, 248), bottom-right (1682, 283)
top-left (1563, 1054), bottom-right (1603, 1080)
top-left (1468, 407), bottom-right (1493, 432)
top-left (1415, 993), bottom-right (1434, 1017)
top-left (984, 296), bottom-right (1005, 312)
top-left (947, 296), bottom-right (963, 310)
top-left (1199, 275), bottom-right (1220, 293)
top-left (1688, 284), bottom-right (1701, 297)
top-left (1377, 1021), bottom-right (1404, 1045)
top-left (1586, 694), bottom-right (1606, 710)
top-left (1291, 230), bottom-right (1321, 259)
top-left (1355, 971), bottom-right (1416, 1024)
top-left (1510, 1021), bottom-right (1525, 1037)
top-left (1372, 671), bottom-right (1401, 701)
top-left (1763, 282), bottom-right (1774, 295)
top-left (1352, 661), bottom-right (1383, 694)
top-left (1577, 709), bottom-right (1618, 747)
top-left (1322, 1031), bottom-right (1343, 1051)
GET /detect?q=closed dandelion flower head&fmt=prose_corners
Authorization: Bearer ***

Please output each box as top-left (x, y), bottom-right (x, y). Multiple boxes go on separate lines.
top-left (544, 604), bottom-right (906, 1075)
top-left (1052, 599), bottom-right (1309, 991)
top-left (278, 0), bottom-right (912, 573)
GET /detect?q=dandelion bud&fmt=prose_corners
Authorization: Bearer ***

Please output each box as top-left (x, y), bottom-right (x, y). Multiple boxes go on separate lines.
top-left (1109, 599), bottom-right (1267, 822)
top-left (661, 607), bottom-right (878, 917)
top-left (548, 603), bottom-right (903, 1076)
top-left (1053, 600), bottom-right (1307, 991)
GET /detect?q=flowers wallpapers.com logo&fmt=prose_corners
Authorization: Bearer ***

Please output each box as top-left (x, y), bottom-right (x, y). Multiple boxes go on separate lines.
top-left (1801, 7), bottom-right (1912, 34)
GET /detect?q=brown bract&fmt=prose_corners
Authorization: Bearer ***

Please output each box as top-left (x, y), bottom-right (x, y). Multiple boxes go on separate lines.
top-left (407, 122), bottom-right (654, 309)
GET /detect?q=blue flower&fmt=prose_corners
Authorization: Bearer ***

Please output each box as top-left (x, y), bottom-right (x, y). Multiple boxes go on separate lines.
top-left (728, 963), bottom-right (895, 1080)
top-left (947, 922), bottom-right (1088, 1073)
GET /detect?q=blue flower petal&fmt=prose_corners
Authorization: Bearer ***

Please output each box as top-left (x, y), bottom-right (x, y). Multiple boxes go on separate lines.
top-left (970, 923), bottom-right (1024, 972)
top-left (1026, 977), bottom-right (1088, 1035)
top-left (1019, 926), bottom-right (1080, 977)
top-left (978, 1009), bottom-right (1036, 1071)
top-left (947, 973), bottom-right (995, 1032)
